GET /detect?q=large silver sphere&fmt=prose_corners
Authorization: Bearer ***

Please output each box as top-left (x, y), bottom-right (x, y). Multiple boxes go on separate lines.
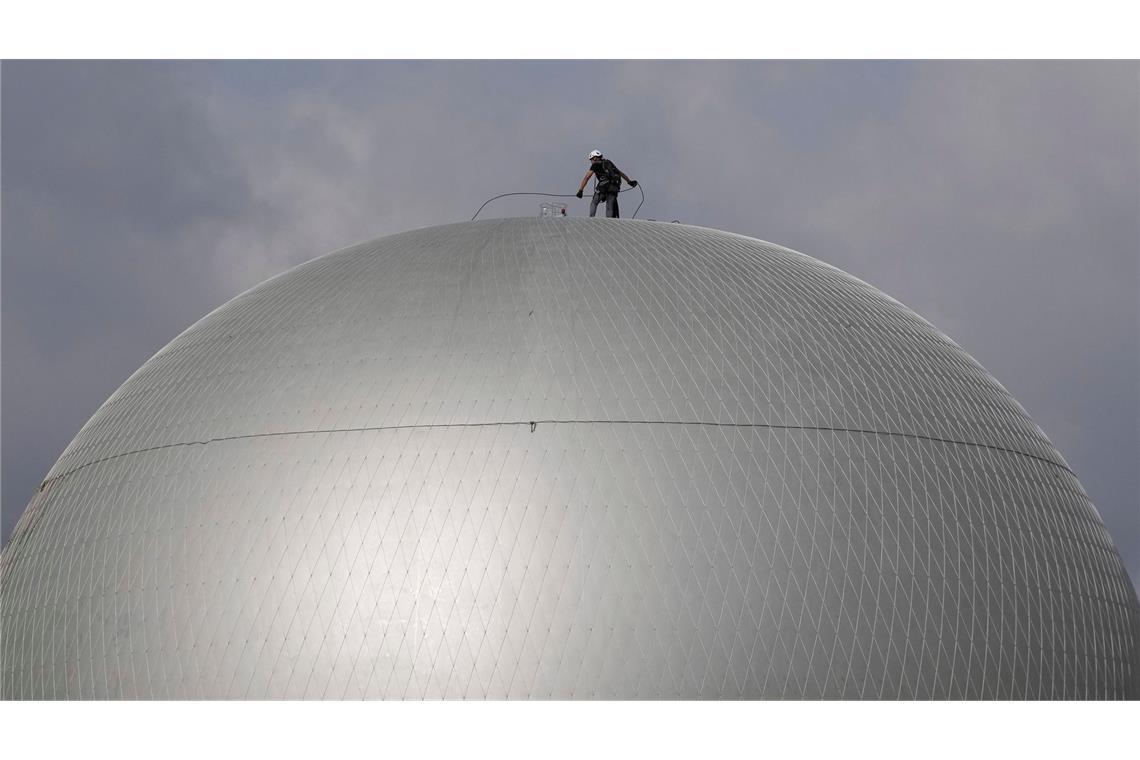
top-left (3, 219), bottom-right (1137, 698)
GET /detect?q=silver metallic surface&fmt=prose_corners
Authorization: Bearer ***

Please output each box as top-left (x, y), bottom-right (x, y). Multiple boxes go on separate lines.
top-left (2, 219), bottom-right (1137, 698)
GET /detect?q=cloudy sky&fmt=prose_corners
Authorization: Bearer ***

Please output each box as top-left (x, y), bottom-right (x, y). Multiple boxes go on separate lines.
top-left (2, 60), bottom-right (1137, 587)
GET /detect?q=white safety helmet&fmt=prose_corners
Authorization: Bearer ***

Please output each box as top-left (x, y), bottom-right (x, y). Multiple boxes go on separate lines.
top-left (587, 149), bottom-right (603, 159)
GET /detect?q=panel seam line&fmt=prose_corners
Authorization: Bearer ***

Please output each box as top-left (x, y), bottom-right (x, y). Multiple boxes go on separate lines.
top-left (37, 419), bottom-right (1074, 494)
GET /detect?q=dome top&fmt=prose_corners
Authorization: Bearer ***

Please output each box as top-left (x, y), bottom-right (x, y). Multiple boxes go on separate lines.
top-left (47, 218), bottom-right (1064, 486)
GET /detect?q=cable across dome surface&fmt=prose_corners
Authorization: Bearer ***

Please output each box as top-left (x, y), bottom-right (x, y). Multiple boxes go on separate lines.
top-left (3, 218), bottom-right (1137, 698)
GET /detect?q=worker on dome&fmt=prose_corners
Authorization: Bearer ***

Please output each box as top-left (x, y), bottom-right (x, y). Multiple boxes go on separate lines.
top-left (576, 149), bottom-right (637, 218)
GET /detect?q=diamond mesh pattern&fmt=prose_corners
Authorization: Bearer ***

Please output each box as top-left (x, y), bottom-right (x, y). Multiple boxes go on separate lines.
top-left (3, 219), bottom-right (1137, 698)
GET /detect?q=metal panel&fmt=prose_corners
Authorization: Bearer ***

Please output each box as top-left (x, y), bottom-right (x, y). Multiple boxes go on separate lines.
top-left (2, 219), bottom-right (1137, 698)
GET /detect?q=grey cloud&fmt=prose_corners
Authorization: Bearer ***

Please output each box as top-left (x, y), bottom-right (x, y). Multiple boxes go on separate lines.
top-left (3, 61), bottom-right (1136, 585)
top-left (2, 61), bottom-right (252, 540)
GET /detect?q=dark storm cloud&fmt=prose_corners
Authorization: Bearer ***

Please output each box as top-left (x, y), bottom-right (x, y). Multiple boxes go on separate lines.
top-left (2, 61), bottom-right (1136, 585)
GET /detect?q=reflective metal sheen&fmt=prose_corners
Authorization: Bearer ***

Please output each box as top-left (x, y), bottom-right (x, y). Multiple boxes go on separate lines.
top-left (3, 219), bottom-right (1137, 699)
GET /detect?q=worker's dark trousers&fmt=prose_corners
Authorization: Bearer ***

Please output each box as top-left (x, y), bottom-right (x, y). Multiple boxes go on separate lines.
top-left (589, 189), bottom-right (620, 218)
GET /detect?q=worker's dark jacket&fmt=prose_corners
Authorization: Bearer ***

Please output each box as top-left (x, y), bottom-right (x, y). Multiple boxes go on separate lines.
top-left (591, 159), bottom-right (623, 194)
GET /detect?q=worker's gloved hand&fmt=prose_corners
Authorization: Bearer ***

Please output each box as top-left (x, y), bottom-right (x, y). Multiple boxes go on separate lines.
top-left (575, 190), bottom-right (583, 199)
top-left (628, 180), bottom-right (639, 188)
